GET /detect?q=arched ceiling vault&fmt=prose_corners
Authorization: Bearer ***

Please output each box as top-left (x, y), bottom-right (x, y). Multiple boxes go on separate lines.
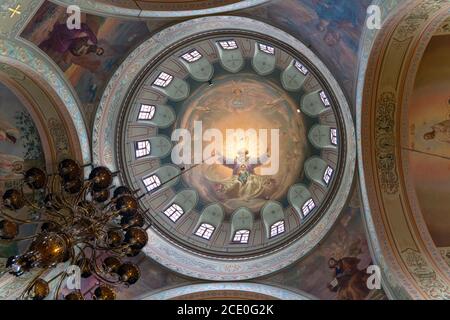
top-left (0, 39), bottom-right (90, 167)
top-left (52, 0), bottom-right (271, 19)
top-left (93, 16), bottom-right (356, 281)
top-left (358, 0), bottom-right (450, 299)
top-left (0, 1), bottom-right (91, 166)
top-left (140, 283), bottom-right (314, 300)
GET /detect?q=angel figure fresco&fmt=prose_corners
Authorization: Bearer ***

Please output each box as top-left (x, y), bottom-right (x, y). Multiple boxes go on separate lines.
top-left (423, 120), bottom-right (450, 143)
top-left (0, 120), bottom-right (19, 144)
top-left (39, 22), bottom-right (104, 73)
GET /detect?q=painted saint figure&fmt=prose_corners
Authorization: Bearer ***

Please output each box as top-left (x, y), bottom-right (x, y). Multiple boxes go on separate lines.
top-left (313, 0), bottom-right (362, 47)
top-left (39, 22), bottom-right (104, 72)
top-left (423, 120), bottom-right (450, 143)
top-left (327, 257), bottom-right (370, 300)
top-left (39, 22), bottom-right (104, 57)
top-left (0, 154), bottom-right (24, 180)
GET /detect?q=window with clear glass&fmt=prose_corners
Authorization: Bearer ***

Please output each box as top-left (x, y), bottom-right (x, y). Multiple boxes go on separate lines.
top-left (270, 221), bottom-right (285, 238)
top-left (164, 203), bottom-right (185, 222)
top-left (319, 91), bottom-right (331, 107)
top-left (181, 50), bottom-right (202, 63)
top-left (258, 43), bottom-right (275, 55)
top-left (153, 72), bottom-right (174, 88)
top-left (195, 223), bottom-right (215, 240)
top-left (302, 198), bottom-right (316, 217)
top-left (294, 60), bottom-right (309, 75)
top-left (330, 128), bottom-right (338, 145)
top-left (323, 166), bottom-right (334, 185)
top-left (143, 175), bottom-right (161, 192)
top-left (233, 229), bottom-right (250, 244)
top-left (218, 40), bottom-right (238, 50)
top-left (135, 140), bottom-right (151, 158)
top-left (138, 104), bottom-right (156, 120)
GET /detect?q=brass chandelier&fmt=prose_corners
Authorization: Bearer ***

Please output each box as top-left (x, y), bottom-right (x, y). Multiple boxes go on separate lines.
top-left (0, 159), bottom-right (149, 300)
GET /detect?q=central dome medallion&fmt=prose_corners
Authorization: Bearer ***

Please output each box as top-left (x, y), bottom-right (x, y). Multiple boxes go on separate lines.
top-left (95, 16), bottom-right (355, 279)
top-left (178, 74), bottom-right (308, 213)
top-left (120, 33), bottom-right (346, 257)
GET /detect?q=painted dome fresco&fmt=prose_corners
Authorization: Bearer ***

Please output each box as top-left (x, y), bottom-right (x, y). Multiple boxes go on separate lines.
top-left (105, 17), bottom-right (355, 278)
top-left (2, 0), bottom-right (449, 302)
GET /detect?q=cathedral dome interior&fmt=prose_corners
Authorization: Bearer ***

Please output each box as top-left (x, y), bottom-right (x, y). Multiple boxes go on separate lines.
top-left (0, 0), bottom-right (449, 303)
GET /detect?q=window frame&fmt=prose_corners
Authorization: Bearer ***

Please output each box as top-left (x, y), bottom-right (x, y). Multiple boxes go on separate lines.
top-left (330, 128), bottom-right (338, 146)
top-left (153, 72), bottom-right (174, 88)
top-left (323, 166), bottom-right (334, 185)
top-left (138, 104), bottom-right (156, 121)
top-left (294, 60), bottom-right (309, 75)
top-left (181, 49), bottom-right (203, 63)
top-left (302, 198), bottom-right (316, 217)
top-left (218, 40), bottom-right (238, 50)
top-left (143, 174), bottom-right (162, 192)
top-left (194, 223), bottom-right (216, 240)
top-left (135, 140), bottom-right (151, 159)
top-left (269, 220), bottom-right (285, 238)
top-left (258, 43), bottom-right (275, 55)
top-left (163, 203), bottom-right (185, 223)
top-left (232, 229), bottom-right (251, 244)
top-left (319, 90), bottom-right (331, 107)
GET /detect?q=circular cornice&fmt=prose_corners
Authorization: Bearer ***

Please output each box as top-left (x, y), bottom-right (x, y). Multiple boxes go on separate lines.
top-left (140, 283), bottom-right (314, 300)
top-left (358, 0), bottom-right (450, 299)
top-left (51, 0), bottom-right (271, 19)
top-left (93, 16), bottom-right (355, 280)
top-left (120, 35), bottom-right (344, 257)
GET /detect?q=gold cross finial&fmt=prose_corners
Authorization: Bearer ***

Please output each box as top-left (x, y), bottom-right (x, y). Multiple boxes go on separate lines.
top-left (8, 5), bottom-right (21, 18)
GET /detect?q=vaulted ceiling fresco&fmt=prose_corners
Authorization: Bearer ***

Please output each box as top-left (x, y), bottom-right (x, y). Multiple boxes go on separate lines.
top-left (0, 0), bottom-right (389, 300)
top-left (0, 0), bottom-right (448, 301)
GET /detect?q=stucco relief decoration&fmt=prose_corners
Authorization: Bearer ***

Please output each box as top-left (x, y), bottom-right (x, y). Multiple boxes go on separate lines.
top-left (48, 118), bottom-right (70, 159)
top-left (402, 248), bottom-right (450, 299)
top-left (375, 92), bottom-right (398, 195)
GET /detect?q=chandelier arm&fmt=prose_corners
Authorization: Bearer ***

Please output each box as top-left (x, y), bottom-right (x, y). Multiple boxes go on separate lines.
top-left (102, 210), bottom-right (122, 224)
top-left (101, 200), bottom-right (115, 211)
top-left (48, 174), bottom-right (56, 195)
top-left (0, 208), bottom-right (58, 226)
top-left (73, 182), bottom-right (93, 207)
top-left (91, 243), bottom-right (122, 286)
top-left (59, 190), bottom-right (77, 217)
top-left (91, 271), bottom-right (122, 286)
top-left (76, 205), bottom-right (91, 217)
top-left (77, 241), bottom-right (124, 251)
top-left (1, 234), bottom-right (40, 242)
top-left (42, 209), bottom-right (69, 225)
top-left (95, 243), bottom-right (132, 251)
top-left (73, 244), bottom-right (87, 265)
top-left (21, 193), bottom-right (41, 211)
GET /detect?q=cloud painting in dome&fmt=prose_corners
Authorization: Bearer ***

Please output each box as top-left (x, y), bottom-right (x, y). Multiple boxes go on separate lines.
top-left (242, 0), bottom-right (372, 97)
